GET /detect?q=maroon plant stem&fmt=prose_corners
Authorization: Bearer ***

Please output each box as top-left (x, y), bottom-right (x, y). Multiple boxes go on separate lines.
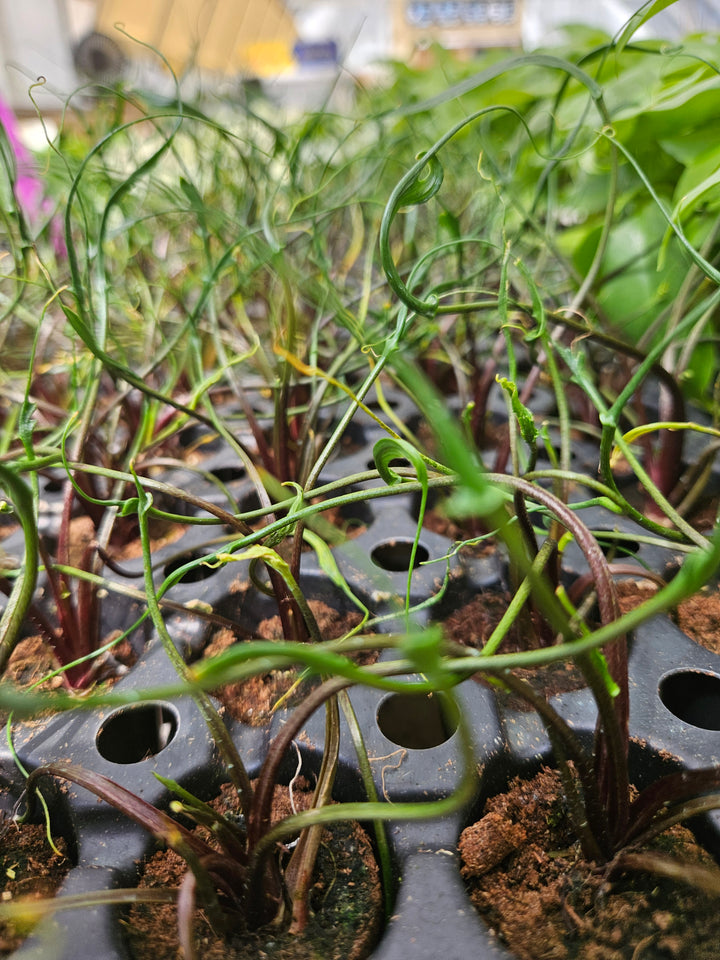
top-left (38, 528), bottom-right (84, 686)
top-left (26, 762), bottom-right (213, 859)
top-left (509, 488), bottom-right (557, 648)
top-left (496, 670), bottom-right (607, 859)
top-left (245, 676), bottom-right (351, 926)
top-left (622, 770), bottom-right (720, 848)
top-left (470, 355), bottom-right (498, 450)
top-left (486, 473), bottom-right (622, 642)
top-left (236, 388), bottom-right (276, 475)
top-left (285, 695), bottom-right (341, 934)
top-left (273, 386), bottom-right (291, 486)
top-left (486, 472), bottom-right (629, 836)
top-left (655, 381), bottom-right (686, 500)
top-left (247, 676), bottom-right (351, 850)
top-left (265, 562), bottom-right (308, 644)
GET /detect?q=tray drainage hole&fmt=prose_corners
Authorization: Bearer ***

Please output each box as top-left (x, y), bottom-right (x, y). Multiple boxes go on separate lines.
top-left (211, 465), bottom-right (246, 484)
top-left (594, 533), bottom-right (640, 558)
top-left (164, 551), bottom-right (218, 583)
top-left (371, 539), bottom-right (429, 572)
top-left (96, 703), bottom-right (179, 763)
top-left (367, 455), bottom-right (410, 472)
top-left (376, 692), bottom-right (458, 749)
top-left (42, 475), bottom-right (65, 494)
top-left (659, 670), bottom-right (720, 729)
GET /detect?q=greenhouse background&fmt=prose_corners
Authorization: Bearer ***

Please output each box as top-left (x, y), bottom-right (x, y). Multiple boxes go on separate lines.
top-left (1, 0), bottom-right (719, 114)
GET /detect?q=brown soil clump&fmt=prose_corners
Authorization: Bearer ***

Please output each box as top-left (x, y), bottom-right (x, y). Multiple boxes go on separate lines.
top-left (442, 594), bottom-right (586, 705)
top-left (206, 600), bottom-right (366, 725)
top-left (0, 631), bottom-right (138, 727)
top-left (442, 592), bottom-right (523, 650)
top-left (615, 579), bottom-right (658, 616)
top-left (616, 579), bottom-right (720, 654)
top-left (673, 587), bottom-right (720, 654)
top-left (460, 766), bottom-right (720, 959)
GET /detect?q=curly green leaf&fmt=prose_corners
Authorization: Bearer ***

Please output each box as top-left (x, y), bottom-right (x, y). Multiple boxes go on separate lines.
top-left (497, 376), bottom-right (538, 446)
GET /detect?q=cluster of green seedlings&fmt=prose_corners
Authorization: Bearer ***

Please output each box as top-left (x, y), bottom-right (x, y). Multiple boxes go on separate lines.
top-left (1, 1), bottom-right (720, 953)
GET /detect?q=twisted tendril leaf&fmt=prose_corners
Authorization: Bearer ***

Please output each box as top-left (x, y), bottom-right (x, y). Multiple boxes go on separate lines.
top-left (396, 153), bottom-right (445, 208)
top-left (496, 376), bottom-right (538, 447)
top-left (380, 54), bottom-right (610, 320)
top-left (380, 152), bottom-right (445, 318)
top-left (385, 53), bottom-right (603, 119)
top-left (213, 544), bottom-right (322, 644)
top-left (604, 133), bottom-right (720, 287)
top-left (373, 436), bottom-right (429, 619)
top-left (302, 529), bottom-right (369, 628)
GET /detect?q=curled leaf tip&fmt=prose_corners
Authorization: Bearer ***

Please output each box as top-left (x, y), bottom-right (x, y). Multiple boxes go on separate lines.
top-left (397, 153), bottom-right (445, 209)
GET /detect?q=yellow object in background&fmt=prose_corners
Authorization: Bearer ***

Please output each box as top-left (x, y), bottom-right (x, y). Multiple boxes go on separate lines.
top-left (242, 41), bottom-right (295, 77)
top-left (94, 0), bottom-right (298, 75)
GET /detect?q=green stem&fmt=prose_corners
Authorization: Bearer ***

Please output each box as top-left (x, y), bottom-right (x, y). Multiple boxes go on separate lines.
top-left (0, 466), bottom-right (38, 675)
top-left (481, 536), bottom-right (558, 656)
top-left (132, 471), bottom-right (254, 816)
top-left (285, 695), bottom-right (341, 933)
top-left (249, 682), bottom-right (476, 882)
top-left (338, 689), bottom-right (394, 918)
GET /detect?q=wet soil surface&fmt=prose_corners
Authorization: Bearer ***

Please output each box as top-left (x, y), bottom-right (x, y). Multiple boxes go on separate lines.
top-left (0, 815), bottom-right (70, 955)
top-left (460, 767), bottom-right (720, 959)
top-left (125, 779), bottom-right (383, 960)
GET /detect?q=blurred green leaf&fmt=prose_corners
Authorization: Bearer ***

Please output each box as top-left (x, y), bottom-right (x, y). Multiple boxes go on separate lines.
top-left (616, 0), bottom-right (679, 54)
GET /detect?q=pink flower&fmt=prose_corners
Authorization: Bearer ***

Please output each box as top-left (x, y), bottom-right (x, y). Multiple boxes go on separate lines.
top-left (0, 95), bottom-right (65, 257)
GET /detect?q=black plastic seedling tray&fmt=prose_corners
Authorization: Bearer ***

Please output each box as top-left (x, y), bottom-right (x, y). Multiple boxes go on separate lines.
top-left (7, 404), bottom-right (720, 959)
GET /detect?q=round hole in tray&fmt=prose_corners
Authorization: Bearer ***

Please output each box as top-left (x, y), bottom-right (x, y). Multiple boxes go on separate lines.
top-left (370, 538), bottom-right (430, 571)
top-left (659, 670), bottom-right (720, 729)
top-left (237, 487), bottom-right (262, 514)
top-left (377, 691), bottom-right (458, 749)
top-left (164, 550), bottom-right (218, 583)
top-left (540, 520), bottom-right (641, 561)
top-left (594, 532), bottom-right (640, 558)
top-left (367, 455), bottom-right (411, 472)
top-left (42, 474), bottom-right (65, 494)
top-left (210, 465), bottom-right (246, 484)
top-left (96, 703), bottom-right (179, 763)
